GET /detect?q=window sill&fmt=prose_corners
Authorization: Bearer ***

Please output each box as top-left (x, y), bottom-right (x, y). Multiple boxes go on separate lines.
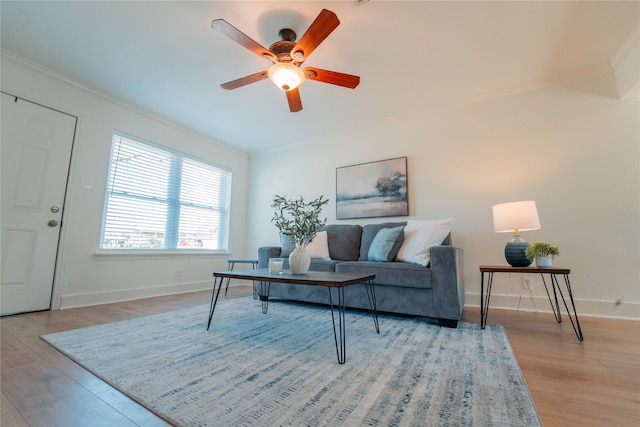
top-left (93, 250), bottom-right (230, 261)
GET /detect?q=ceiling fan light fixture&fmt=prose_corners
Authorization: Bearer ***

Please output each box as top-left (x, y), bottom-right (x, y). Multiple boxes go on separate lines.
top-left (268, 62), bottom-right (305, 91)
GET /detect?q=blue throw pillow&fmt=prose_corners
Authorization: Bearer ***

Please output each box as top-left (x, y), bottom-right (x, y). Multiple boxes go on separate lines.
top-left (368, 226), bottom-right (405, 262)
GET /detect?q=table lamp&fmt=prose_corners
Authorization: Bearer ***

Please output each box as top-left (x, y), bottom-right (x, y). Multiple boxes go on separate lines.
top-left (492, 201), bottom-right (541, 267)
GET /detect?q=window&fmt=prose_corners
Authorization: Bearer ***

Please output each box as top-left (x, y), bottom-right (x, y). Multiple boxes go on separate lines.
top-left (100, 133), bottom-right (231, 251)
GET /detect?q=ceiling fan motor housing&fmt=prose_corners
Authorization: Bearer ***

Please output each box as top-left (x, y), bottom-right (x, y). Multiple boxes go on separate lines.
top-left (269, 40), bottom-right (296, 63)
top-left (269, 28), bottom-right (303, 64)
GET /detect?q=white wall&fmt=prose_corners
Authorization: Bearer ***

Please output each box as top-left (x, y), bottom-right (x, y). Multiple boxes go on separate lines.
top-left (1, 53), bottom-right (252, 308)
top-left (248, 71), bottom-right (640, 319)
top-left (3, 51), bottom-right (637, 319)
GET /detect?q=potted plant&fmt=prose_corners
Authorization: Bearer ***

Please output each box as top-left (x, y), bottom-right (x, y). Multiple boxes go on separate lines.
top-left (271, 194), bottom-right (329, 274)
top-left (525, 241), bottom-right (560, 268)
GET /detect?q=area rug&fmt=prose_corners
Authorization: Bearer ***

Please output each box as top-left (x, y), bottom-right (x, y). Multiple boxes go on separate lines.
top-left (42, 297), bottom-right (541, 426)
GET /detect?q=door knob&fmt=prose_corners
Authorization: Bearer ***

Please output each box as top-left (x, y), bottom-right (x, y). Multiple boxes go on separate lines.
top-left (48, 220), bottom-right (59, 227)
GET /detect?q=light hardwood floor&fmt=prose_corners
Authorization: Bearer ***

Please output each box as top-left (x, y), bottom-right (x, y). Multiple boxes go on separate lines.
top-left (2, 286), bottom-right (639, 426)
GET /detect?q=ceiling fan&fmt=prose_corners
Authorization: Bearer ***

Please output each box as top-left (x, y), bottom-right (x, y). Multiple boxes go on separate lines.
top-left (212, 9), bottom-right (360, 113)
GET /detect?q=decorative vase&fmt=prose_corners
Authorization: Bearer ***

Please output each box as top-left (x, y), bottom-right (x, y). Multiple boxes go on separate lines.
top-left (504, 235), bottom-right (533, 267)
top-left (289, 247), bottom-right (311, 274)
top-left (535, 256), bottom-right (552, 268)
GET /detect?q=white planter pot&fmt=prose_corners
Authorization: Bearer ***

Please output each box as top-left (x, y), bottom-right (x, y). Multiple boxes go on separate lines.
top-left (535, 256), bottom-right (553, 268)
top-left (289, 247), bottom-right (311, 274)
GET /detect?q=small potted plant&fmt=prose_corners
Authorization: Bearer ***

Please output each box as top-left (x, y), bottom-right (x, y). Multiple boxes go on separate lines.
top-left (525, 241), bottom-right (560, 268)
top-left (271, 194), bottom-right (329, 274)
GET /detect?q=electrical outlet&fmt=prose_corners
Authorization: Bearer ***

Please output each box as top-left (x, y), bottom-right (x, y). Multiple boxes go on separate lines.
top-left (522, 277), bottom-right (534, 291)
top-left (175, 270), bottom-right (182, 280)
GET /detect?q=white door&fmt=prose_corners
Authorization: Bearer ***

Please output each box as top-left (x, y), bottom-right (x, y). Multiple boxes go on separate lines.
top-left (1, 93), bottom-right (76, 315)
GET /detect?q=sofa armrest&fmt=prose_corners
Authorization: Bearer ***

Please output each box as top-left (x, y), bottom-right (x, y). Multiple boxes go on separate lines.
top-left (429, 245), bottom-right (465, 320)
top-left (258, 246), bottom-right (283, 268)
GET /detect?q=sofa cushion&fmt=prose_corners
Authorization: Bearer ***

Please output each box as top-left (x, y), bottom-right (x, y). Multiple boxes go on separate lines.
top-left (279, 232), bottom-right (296, 257)
top-left (358, 222), bottom-right (407, 261)
top-left (321, 224), bottom-right (362, 261)
top-left (396, 219), bottom-right (454, 266)
top-left (309, 259), bottom-right (341, 272)
top-left (368, 225), bottom-right (405, 262)
top-left (282, 258), bottom-right (339, 272)
top-left (336, 261), bottom-right (432, 290)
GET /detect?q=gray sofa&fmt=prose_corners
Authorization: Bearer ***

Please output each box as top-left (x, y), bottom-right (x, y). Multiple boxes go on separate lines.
top-left (257, 222), bottom-right (465, 327)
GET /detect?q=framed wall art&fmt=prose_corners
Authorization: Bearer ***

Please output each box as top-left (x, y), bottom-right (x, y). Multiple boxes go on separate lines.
top-left (336, 157), bottom-right (408, 219)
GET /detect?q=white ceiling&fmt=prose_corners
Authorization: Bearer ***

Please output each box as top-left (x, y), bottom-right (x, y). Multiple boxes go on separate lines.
top-left (2, 1), bottom-right (638, 154)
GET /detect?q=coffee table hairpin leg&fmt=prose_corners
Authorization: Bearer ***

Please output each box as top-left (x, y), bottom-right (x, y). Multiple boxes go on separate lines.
top-left (328, 280), bottom-right (380, 365)
top-left (224, 259), bottom-right (259, 297)
top-left (207, 275), bottom-right (225, 330)
top-left (257, 280), bottom-right (271, 314)
top-left (328, 287), bottom-right (348, 364)
top-left (364, 279), bottom-right (380, 333)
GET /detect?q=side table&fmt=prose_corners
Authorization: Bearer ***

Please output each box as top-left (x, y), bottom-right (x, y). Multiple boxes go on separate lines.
top-left (224, 259), bottom-right (259, 298)
top-left (479, 265), bottom-right (584, 342)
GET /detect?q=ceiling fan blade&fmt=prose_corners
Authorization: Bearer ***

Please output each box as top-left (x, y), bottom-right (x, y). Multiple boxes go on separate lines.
top-left (286, 88), bottom-right (303, 112)
top-left (220, 71), bottom-right (268, 90)
top-left (212, 19), bottom-right (276, 62)
top-left (304, 67), bottom-right (360, 89)
top-left (291, 9), bottom-right (340, 63)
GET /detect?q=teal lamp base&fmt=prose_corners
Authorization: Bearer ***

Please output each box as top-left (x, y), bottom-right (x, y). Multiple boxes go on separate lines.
top-left (504, 234), bottom-right (532, 267)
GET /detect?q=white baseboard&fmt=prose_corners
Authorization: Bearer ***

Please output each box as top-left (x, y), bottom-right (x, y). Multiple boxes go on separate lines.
top-left (59, 280), bottom-right (254, 309)
top-left (465, 291), bottom-right (640, 320)
top-left (59, 285), bottom-right (639, 320)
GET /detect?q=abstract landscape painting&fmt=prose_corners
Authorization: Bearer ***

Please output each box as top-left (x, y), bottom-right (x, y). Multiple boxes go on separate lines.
top-left (336, 157), bottom-right (408, 219)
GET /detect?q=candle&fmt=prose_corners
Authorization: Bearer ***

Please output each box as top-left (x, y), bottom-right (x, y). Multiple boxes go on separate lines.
top-left (269, 258), bottom-right (284, 274)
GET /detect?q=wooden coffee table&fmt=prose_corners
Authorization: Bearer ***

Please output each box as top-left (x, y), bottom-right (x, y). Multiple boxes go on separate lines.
top-left (208, 269), bottom-right (378, 364)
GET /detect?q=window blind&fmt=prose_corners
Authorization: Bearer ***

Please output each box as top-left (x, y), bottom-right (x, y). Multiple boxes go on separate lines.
top-left (100, 133), bottom-right (231, 251)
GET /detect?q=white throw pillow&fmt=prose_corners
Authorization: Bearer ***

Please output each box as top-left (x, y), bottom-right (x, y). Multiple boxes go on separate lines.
top-left (396, 219), bottom-right (454, 266)
top-left (305, 231), bottom-right (331, 260)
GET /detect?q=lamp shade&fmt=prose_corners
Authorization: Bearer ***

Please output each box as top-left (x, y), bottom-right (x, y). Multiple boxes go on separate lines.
top-left (268, 62), bottom-right (305, 91)
top-left (492, 201), bottom-right (541, 233)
